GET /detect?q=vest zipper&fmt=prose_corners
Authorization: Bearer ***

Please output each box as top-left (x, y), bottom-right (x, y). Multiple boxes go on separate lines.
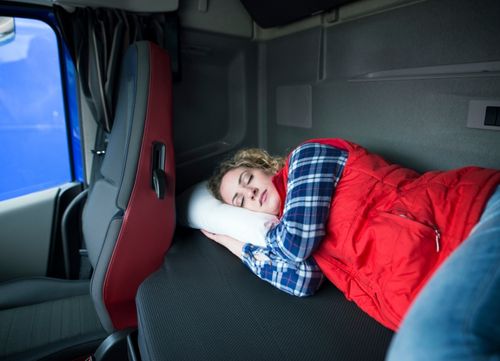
top-left (394, 213), bottom-right (441, 253)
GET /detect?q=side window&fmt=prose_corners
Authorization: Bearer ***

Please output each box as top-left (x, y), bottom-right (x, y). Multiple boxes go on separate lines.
top-left (0, 17), bottom-right (76, 201)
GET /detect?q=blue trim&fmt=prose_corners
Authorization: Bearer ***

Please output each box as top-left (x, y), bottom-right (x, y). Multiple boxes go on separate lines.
top-left (61, 39), bottom-right (84, 182)
top-left (46, 10), bottom-right (84, 183)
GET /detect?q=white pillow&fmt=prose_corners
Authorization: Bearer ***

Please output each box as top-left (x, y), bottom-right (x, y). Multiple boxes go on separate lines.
top-left (177, 181), bottom-right (278, 247)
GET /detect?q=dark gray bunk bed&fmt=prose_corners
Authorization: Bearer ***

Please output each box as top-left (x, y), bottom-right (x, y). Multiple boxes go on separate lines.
top-left (133, 0), bottom-right (500, 359)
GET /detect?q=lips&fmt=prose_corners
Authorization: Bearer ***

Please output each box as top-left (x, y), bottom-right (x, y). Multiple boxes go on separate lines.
top-left (259, 189), bottom-right (267, 206)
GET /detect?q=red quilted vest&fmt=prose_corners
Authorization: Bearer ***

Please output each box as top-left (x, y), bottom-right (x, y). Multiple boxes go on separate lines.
top-left (272, 138), bottom-right (500, 330)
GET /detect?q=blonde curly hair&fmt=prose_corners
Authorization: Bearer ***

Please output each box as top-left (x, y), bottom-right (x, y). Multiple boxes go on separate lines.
top-left (208, 148), bottom-right (286, 201)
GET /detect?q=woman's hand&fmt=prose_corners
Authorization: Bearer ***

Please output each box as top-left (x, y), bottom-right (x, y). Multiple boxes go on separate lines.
top-left (201, 230), bottom-right (244, 260)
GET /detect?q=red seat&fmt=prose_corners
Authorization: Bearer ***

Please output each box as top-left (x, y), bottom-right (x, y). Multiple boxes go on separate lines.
top-left (0, 41), bottom-right (175, 360)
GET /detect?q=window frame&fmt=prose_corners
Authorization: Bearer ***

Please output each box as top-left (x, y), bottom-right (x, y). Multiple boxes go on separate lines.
top-left (0, 2), bottom-right (83, 200)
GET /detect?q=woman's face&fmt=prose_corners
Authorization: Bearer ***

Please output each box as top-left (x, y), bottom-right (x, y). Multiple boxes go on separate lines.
top-left (220, 167), bottom-right (281, 216)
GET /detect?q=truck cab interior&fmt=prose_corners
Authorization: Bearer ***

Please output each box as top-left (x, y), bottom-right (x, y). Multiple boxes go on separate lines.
top-left (0, 0), bottom-right (499, 360)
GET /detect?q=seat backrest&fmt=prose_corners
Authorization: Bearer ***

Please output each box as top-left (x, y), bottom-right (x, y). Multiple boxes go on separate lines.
top-left (82, 41), bottom-right (175, 332)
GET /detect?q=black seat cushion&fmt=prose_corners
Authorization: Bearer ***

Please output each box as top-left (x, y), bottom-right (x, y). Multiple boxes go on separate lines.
top-left (0, 278), bottom-right (106, 361)
top-left (136, 227), bottom-right (394, 361)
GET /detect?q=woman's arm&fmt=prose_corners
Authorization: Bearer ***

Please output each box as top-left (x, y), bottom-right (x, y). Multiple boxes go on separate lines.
top-left (267, 142), bottom-right (348, 262)
top-left (201, 230), bottom-right (244, 259)
top-left (202, 229), bottom-right (323, 296)
top-left (242, 243), bottom-right (324, 297)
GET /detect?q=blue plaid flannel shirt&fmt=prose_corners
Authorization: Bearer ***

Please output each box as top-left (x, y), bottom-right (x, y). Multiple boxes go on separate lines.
top-left (241, 142), bottom-right (348, 297)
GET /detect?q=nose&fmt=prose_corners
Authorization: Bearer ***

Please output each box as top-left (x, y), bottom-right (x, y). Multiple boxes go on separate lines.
top-left (244, 186), bottom-right (258, 200)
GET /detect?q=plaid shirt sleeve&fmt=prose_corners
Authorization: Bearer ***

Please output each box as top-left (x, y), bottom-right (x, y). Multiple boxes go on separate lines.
top-left (241, 142), bottom-right (348, 297)
top-left (242, 244), bottom-right (324, 297)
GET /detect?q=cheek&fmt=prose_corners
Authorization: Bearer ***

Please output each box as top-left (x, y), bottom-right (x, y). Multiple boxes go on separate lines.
top-left (219, 182), bottom-right (234, 205)
top-left (269, 187), bottom-right (281, 208)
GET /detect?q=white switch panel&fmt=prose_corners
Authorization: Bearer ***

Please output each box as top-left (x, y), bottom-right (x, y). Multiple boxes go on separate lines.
top-left (467, 99), bottom-right (500, 131)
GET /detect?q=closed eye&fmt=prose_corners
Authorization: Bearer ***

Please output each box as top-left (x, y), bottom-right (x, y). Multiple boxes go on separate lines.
top-left (232, 171), bottom-right (252, 207)
top-left (233, 194), bottom-right (244, 208)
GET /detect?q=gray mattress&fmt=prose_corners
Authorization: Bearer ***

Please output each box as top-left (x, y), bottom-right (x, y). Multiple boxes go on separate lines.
top-left (136, 227), bottom-right (394, 361)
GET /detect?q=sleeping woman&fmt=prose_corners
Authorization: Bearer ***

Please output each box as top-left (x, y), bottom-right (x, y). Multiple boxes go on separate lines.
top-left (202, 138), bottom-right (500, 338)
